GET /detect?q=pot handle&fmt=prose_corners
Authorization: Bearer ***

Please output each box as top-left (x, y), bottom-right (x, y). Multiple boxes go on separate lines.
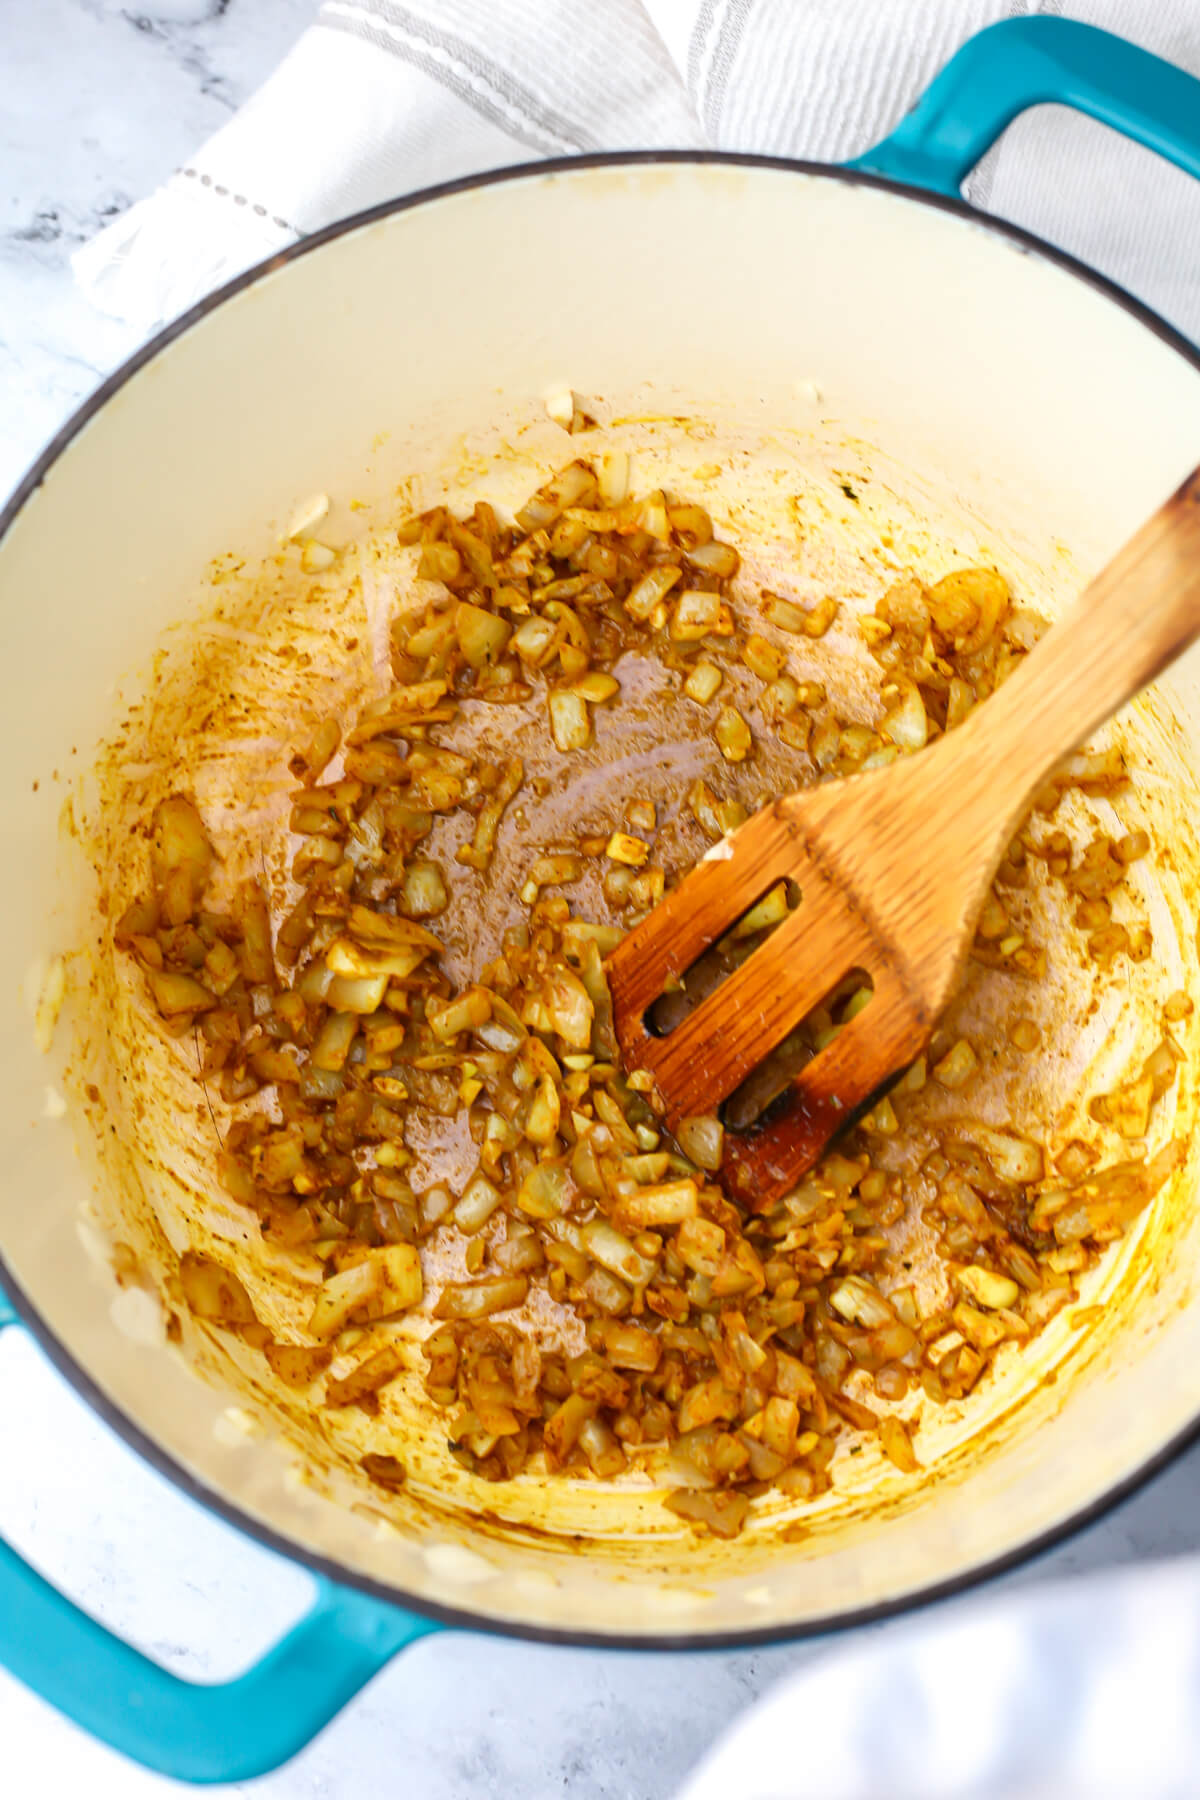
top-left (0, 1286), bottom-right (439, 1781)
top-left (847, 16), bottom-right (1200, 196)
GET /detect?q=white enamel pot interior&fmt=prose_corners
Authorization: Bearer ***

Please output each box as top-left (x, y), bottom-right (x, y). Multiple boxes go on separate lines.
top-left (3, 157), bottom-right (1200, 1646)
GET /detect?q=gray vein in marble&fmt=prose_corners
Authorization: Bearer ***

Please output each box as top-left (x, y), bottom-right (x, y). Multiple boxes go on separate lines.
top-left (0, 0), bottom-right (314, 502)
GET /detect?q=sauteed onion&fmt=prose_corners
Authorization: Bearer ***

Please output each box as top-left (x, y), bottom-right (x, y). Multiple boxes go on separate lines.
top-left (118, 460), bottom-right (1185, 1533)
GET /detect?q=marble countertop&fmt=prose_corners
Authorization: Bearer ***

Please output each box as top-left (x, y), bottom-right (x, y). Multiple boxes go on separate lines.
top-left (6, 5), bottom-right (1200, 1797)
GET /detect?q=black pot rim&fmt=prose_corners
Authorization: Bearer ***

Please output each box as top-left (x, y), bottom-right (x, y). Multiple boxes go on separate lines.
top-left (4, 148), bottom-right (1199, 1656)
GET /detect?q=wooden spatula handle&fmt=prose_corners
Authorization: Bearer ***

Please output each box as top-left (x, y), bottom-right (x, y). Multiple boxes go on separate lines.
top-left (945, 467), bottom-right (1200, 838)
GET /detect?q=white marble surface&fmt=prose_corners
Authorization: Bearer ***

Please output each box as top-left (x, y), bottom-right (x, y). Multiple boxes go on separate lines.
top-left (5, 5), bottom-right (1200, 1797)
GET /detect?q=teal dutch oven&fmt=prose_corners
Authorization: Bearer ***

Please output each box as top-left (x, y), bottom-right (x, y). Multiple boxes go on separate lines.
top-left (3, 17), bottom-right (1200, 1781)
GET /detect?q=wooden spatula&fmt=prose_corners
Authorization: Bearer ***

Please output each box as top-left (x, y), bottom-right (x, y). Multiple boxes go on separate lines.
top-left (608, 469), bottom-right (1200, 1211)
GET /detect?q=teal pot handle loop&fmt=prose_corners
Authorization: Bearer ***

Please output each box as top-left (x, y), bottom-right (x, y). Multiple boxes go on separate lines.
top-left (848, 16), bottom-right (1200, 196)
top-left (0, 1289), bottom-right (439, 1782)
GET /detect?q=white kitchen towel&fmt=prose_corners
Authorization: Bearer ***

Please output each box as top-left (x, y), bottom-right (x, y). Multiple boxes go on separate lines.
top-left (674, 1556), bottom-right (1200, 1800)
top-left (74, 0), bottom-right (1200, 341)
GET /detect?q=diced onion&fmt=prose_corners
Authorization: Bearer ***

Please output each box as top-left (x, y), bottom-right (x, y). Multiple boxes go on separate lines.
top-left (676, 1114), bottom-right (725, 1171)
top-left (548, 689), bottom-right (591, 752)
top-left (116, 454), bottom-right (1177, 1540)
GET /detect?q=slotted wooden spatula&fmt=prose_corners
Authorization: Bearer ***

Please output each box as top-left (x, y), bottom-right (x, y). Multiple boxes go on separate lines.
top-left (608, 469), bottom-right (1200, 1211)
